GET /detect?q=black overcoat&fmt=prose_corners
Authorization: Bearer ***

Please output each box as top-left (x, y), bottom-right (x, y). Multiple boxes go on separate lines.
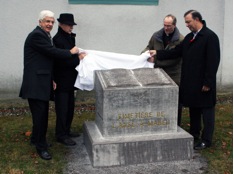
top-left (157, 21), bottom-right (220, 107)
top-left (19, 26), bottom-right (73, 101)
top-left (53, 27), bottom-right (79, 92)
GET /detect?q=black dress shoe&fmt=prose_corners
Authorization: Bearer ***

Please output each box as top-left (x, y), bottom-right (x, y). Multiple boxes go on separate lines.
top-left (194, 142), bottom-right (210, 150)
top-left (68, 132), bottom-right (80, 138)
top-left (37, 150), bottom-right (52, 160)
top-left (57, 138), bottom-right (76, 146)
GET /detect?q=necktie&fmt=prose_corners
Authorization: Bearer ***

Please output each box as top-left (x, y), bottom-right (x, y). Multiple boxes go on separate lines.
top-left (190, 32), bottom-right (197, 43)
top-left (193, 32), bottom-right (198, 39)
top-left (48, 34), bottom-right (53, 46)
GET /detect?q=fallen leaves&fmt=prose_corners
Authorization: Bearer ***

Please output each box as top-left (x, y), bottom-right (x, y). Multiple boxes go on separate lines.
top-left (25, 131), bottom-right (31, 137)
top-left (222, 141), bottom-right (227, 149)
top-left (30, 152), bottom-right (38, 159)
top-left (8, 169), bottom-right (24, 174)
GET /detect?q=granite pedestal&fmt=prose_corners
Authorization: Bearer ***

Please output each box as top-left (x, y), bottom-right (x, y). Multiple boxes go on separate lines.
top-left (83, 68), bottom-right (193, 167)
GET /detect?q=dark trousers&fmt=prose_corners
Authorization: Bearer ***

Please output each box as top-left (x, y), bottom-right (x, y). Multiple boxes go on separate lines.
top-left (189, 106), bottom-right (215, 145)
top-left (28, 98), bottom-right (49, 151)
top-left (177, 103), bottom-right (183, 126)
top-left (54, 90), bottom-right (75, 139)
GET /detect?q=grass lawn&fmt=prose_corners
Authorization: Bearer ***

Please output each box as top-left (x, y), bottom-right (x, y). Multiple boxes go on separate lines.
top-left (0, 93), bottom-right (232, 174)
top-left (0, 100), bottom-right (95, 174)
top-left (181, 98), bottom-right (233, 174)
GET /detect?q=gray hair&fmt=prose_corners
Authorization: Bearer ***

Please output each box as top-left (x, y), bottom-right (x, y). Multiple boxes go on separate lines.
top-left (38, 10), bottom-right (54, 21)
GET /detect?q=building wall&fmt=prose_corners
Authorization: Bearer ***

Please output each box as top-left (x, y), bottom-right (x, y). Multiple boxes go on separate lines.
top-left (0, 0), bottom-right (232, 98)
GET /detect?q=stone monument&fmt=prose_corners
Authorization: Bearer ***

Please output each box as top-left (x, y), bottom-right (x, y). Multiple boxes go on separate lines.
top-left (83, 68), bottom-right (193, 167)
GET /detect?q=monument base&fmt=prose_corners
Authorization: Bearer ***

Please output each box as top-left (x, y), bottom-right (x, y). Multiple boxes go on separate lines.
top-left (83, 121), bottom-right (194, 167)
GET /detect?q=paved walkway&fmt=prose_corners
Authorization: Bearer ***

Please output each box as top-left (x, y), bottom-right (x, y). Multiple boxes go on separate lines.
top-left (63, 134), bottom-right (208, 174)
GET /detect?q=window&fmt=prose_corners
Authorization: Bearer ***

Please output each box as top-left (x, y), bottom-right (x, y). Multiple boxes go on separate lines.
top-left (68, 0), bottom-right (159, 5)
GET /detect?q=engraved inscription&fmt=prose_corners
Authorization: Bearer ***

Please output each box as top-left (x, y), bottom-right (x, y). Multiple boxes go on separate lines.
top-left (112, 111), bottom-right (169, 129)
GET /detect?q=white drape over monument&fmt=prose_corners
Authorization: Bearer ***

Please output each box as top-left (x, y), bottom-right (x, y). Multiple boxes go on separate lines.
top-left (74, 50), bottom-right (154, 90)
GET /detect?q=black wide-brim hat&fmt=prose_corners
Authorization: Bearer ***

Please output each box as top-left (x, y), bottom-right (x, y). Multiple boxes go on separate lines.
top-left (57, 13), bottom-right (77, 25)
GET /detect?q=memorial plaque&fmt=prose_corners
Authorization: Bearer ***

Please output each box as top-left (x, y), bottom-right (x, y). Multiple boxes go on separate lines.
top-left (94, 68), bottom-right (178, 137)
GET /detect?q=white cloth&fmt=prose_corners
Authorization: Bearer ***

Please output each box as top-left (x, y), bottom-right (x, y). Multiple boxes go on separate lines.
top-left (74, 49), bottom-right (154, 91)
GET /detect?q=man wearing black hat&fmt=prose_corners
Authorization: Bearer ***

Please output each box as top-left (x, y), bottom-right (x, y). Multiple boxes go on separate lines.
top-left (53, 13), bottom-right (83, 146)
top-left (19, 10), bottom-right (79, 160)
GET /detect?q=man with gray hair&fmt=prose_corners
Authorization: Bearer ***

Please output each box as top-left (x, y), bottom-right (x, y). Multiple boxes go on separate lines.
top-left (19, 10), bottom-right (79, 160)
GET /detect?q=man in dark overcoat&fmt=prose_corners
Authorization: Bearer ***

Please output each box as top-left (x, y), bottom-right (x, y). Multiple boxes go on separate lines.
top-left (19, 10), bottom-right (79, 160)
top-left (53, 13), bottom-right (83, 146)
top-left (148, 10), bottom-right (220, 150)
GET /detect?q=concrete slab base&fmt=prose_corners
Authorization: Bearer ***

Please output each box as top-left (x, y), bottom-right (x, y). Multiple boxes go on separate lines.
top-left (83, 121), bottom-right (194, 167)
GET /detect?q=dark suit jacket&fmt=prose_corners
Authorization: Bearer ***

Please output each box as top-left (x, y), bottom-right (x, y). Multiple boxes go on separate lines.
top-left (157, 21), bottom-right (220, 107)
top-left (19, 26), bottom-right (73, 101)
top-left (53, 27), bottom-right (79, 92)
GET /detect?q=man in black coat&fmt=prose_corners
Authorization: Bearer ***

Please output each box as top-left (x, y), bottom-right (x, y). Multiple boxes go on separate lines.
top-left (53, 13), bottom-right (84, 146)
top-left (19, 10), bottom-right (79, 160)
top-left (149, 10), bottom-right (220, 150)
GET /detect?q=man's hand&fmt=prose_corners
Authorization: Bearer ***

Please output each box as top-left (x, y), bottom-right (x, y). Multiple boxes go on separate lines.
top-left (53, 81), bottom-right (57, 90)
top-left (202, 85), bottom-right (210, 92)
top-left (70, 46), bottom-right (79, 54)
top-left (147, 57), bottom-right (155, 63)
top-left (79, 52), bottom-right (87, 60)
top-left (149, 50), bottom-right (156, 57)
top-left (147, 50), bottom-right (156, 63)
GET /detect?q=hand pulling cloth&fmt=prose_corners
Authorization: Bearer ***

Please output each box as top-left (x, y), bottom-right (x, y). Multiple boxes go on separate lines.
top-left (74, 49), bottom-right (154, 91)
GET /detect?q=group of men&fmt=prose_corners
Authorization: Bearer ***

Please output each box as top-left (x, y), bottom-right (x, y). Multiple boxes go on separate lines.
top-left (19, 9), bottom-right (220, 160)
top-left (19, 11), bottom-right (85, 160)
top-left (147, 10), bottom-right (220, 151)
